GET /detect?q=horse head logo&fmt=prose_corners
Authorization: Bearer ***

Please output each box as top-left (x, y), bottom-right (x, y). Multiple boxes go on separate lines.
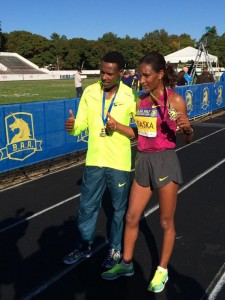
top-left (218, 86), bottom-right (222, 99)
top-left (186, 91), bottom-right (193, 105)
top-left (3, 112), bottom-right (42, 162)
top-left (201, 87), bottom-right (209, 110)
top-left (185, 90), bottom-right (193, 115)
top-left (9, 113), bottom-right (32, 143)
top-left (216, 85), bottom-right (223, 106)
top-left (203, 88), bottom-right (208, 103)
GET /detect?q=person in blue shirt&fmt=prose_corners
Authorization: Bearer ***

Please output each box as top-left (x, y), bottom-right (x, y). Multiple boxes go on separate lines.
top-left (130, 69), bottom-right (141, 91)
top-left (182, 66), bottom-right (193, 85)
top-left (220, 71), bottom-right (225, 81)
top-left (121, 70), bottom-right (133, 87)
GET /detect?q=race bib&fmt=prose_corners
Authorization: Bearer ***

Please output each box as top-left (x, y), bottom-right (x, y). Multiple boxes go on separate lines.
top-left (134, 108), bottom-right (157, 137)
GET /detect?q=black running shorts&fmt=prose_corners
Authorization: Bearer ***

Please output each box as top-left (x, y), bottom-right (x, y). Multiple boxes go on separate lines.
top-left (134, 149), bottom-right (183, 189)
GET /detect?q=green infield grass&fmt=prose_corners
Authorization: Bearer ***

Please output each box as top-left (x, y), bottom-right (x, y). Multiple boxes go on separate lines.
top-left (0, 78), bottom-right (98, 105)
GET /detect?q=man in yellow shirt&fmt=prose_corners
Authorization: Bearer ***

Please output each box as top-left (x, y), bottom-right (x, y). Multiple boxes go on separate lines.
top-left (63, 51), bottom-right (137, 269)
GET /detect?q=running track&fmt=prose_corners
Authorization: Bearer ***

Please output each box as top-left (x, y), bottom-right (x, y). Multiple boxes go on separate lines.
top-left (0, 112), bottom-right (225, 300)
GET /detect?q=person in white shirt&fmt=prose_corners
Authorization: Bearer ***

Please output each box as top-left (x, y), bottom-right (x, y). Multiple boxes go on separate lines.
top-left (74, 69), bottom-right (83, 98)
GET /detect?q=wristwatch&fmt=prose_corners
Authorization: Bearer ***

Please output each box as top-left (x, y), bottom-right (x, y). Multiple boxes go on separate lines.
top-left (183, 126), bottom-right (194, 135)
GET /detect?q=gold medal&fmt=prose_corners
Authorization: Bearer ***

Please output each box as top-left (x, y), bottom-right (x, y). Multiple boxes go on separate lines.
top-left (168, 108), bottom-right (178, 121)
top-left (101, 85), bottom-right (119, 138)
top-left (150, 91), bottom-right (178, 121)
top-left (100, 127), bottom-right (107, 137)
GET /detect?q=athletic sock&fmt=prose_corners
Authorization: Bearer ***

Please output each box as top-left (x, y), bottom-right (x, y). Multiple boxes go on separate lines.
top-left (121, 259), bottom-right (132, 268)
top-left (157, 266), bottom-right (167, 272)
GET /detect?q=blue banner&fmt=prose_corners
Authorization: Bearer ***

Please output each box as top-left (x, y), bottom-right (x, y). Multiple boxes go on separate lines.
top-left (175, 82), bottom-right (225, 118)
top-left (0, 98), bottom-right (86, 172)
top-left (0, 82), bottom-right (224, 173)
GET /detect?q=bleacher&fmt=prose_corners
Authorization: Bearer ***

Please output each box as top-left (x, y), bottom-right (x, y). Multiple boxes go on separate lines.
top-left (0, 53), bottom-right (47, 74)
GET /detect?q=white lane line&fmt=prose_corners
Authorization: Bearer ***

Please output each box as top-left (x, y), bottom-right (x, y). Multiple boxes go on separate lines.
top-left (0, 194), bottom-right (80, 234)
top-left (18, 158), bottom-right (225, 300)
top-left (20, 241), bottom-right (108, 300)
top-left (200, 263), bottom-right (225, 300)
top-left (2, 157), bottom-right (225, 234)
top-left (176, 127), bottom-right (225, 152)
top-left (143, 157), bottom-right (225, 218)
top-left (0, 160), bottom-right (85, 192)
top-left (178, 157), bottom-right (225, 192)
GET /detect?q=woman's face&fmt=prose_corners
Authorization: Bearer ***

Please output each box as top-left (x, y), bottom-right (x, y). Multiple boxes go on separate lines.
top-left (139, 63), bottom-right (164, 92)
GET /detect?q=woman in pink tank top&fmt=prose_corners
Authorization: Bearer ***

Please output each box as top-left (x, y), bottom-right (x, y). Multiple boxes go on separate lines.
top-left (102, 51), bottom-right (194, 293)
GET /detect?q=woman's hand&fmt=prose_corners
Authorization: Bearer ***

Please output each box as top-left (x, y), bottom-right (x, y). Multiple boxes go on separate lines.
top-left (176, 113), bottom-right (192, 132)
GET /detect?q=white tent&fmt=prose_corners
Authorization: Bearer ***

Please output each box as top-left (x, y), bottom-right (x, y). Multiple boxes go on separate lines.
top-left (164, 46), bottom-right (218, 63)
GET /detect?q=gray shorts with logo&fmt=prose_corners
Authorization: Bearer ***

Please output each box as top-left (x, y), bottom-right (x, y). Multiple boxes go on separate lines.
top-left (134, 149), bottom-right (183, 189)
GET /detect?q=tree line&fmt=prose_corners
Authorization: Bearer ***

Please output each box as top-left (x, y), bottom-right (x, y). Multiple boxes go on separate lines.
top-left (1, 26), bottom-right (225, 70)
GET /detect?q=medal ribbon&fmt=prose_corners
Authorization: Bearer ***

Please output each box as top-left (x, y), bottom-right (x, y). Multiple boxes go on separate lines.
top-left (149, 90), bottom-right (178, 121)
top-left (102, 84), bottom-right (119, 126)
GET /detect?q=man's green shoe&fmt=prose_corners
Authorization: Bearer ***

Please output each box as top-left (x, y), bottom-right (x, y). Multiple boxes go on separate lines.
top-left (101, 262), bottom-right (134, 280)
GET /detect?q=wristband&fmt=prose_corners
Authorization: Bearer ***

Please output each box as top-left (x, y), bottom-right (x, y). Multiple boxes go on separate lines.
top-left (183, 126), bottom-right (193, 135)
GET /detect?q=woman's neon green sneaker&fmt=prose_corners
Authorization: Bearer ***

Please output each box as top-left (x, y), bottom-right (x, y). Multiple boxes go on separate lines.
top-left (148, 269), bottom-right (168, 293)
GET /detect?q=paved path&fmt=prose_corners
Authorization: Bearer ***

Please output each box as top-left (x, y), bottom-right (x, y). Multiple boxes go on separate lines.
top-left (0, 113), bottom-right (225, 300)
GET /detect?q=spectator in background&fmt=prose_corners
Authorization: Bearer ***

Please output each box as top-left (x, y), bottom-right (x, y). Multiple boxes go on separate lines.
top-left (130, 69), bottom-right (141, 91)
top-left (74, 69), bottom-right (83, 98)
top-left (130, 70), bottom-right (135, 77)
top-left (182, 66), bottom-right (193, 85)
top-left (196, 67), bottom-right (215, 84)
top-left (176, 70), bottom-right (187, 86)
top-left (220, 71), bottom-right (225, 82)
top-left (63, 51), bottom-right (137, 270)
top-left (121, 70), bottom-right (133, 87)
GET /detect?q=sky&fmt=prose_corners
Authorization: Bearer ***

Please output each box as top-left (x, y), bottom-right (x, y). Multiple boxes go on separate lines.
top-left (1, 0), bottom-right (225, 42)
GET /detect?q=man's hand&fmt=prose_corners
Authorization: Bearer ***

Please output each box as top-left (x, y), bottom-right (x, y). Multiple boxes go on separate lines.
top-left (65, 109), bottom-right (75, 132)
top-left (106, 112), bottom-right (117, 131)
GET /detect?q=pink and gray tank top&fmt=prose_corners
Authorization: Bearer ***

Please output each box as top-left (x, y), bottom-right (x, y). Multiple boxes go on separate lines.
top-left (134, 89), bottom-right (177, 152)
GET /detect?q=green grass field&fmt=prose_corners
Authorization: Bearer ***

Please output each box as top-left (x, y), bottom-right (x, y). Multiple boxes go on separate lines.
top-left (0, 78), bottom-right (98, 105)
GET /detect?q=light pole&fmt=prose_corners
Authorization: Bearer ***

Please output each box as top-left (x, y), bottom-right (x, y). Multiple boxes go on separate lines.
top-left (56, 57), bottom-right (60, 71)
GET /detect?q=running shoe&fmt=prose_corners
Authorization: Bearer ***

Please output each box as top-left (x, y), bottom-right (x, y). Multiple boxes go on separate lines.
top-left (102, 248), bottom-right (122, 269)
top-left (63, 246), bottom-right (92, 265)
top-left (101, 261), bottom-right (134, 280)
top-left (148, 269), bottom-right (168, 293)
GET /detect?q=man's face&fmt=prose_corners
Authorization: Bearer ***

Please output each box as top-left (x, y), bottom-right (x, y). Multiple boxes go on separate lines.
top-left (100, 61), bottom-right (123, 90)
